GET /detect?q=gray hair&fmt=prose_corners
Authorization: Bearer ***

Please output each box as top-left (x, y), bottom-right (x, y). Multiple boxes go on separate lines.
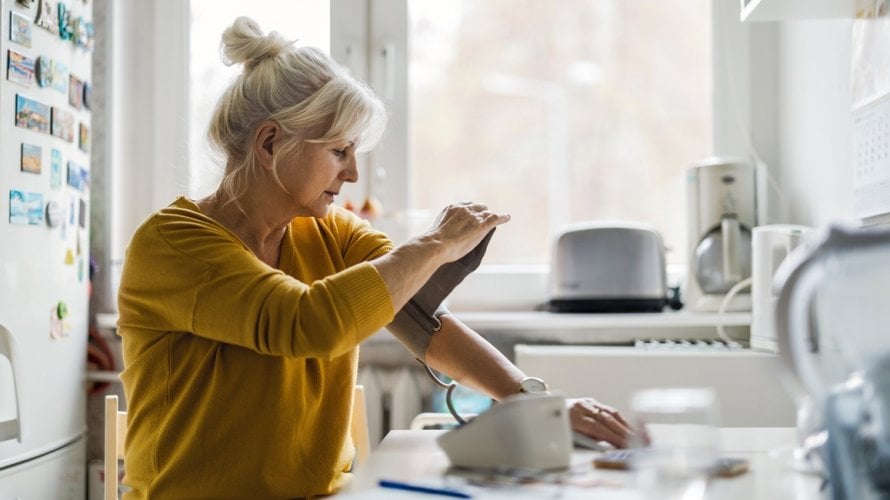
top-left (207, 17), bottom-right (387, 210)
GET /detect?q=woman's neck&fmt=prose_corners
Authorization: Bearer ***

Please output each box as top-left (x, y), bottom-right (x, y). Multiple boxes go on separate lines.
top-left (197, 191), bottom-right (289, 268)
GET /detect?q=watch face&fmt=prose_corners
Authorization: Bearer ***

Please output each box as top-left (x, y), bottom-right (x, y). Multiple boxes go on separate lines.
top-left (520, 377), bottom-right (548, 394)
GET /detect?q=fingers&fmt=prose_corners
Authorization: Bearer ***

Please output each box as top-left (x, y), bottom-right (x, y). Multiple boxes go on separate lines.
top-left (445, 202), bottom-right (510, 227)
top-left (428, 201), bottom-right (510, 263)
top-left (568, 399), bottom-right (635, 449)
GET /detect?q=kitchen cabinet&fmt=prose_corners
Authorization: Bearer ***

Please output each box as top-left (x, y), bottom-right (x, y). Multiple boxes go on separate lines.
top-left (741, 0), bottom-right (868, 22)
top-left (516, 345), bottom-right (796, 427)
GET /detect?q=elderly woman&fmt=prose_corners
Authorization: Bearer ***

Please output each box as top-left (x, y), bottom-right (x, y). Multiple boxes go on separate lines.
top-left (117, 16), bottom-right (631, 498)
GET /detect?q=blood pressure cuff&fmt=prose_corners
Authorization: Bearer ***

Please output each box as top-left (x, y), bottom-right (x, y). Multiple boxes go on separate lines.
top-left (386, 229), bottom-right (496, 361)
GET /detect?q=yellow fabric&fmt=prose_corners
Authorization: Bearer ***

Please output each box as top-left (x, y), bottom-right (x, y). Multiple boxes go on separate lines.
top-left (117, 197), bottom-right (394, 499)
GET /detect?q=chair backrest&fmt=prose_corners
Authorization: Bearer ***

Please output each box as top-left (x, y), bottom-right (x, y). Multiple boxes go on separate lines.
top-left (103, 385), bottom-right (369, 497)
top-left (350, 385), bottom-right (371, 467)
top-left (0, 324), bottom-right (23, 444)
top-left (104, 394), bottom-right (127, 500)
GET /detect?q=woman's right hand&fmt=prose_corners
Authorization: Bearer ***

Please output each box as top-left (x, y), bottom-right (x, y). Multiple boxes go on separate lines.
top-left (425, 202), bottom-right (511, 264)
top-left (371, 202), bottom-right (510, 313)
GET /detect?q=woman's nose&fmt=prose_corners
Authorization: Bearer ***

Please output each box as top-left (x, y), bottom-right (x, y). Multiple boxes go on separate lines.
top-left (341, 155), bottom-right (359, 183)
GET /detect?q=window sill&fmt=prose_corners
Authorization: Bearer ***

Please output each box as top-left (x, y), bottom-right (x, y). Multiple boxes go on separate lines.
top-left (450, 309), bottom-right (750, 331)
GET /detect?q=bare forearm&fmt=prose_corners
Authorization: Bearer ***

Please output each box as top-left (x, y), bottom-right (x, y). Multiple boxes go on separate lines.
top-left (424, 314), bottom-right (525, 401)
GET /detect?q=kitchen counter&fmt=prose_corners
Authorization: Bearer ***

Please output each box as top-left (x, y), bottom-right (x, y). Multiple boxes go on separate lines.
top-left (359, 309), bottom-right (751, 366)
top-left (98, 310), bottom-right (751, 365)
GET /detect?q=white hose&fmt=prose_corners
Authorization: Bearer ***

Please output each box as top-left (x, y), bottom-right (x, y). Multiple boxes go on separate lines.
top-left (716, 277), bottom-right (752, 346)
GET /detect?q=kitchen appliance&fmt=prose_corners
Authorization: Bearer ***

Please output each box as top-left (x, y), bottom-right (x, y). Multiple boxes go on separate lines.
top-left (548, 222), bottom-right (667, 313)
top-left (0, 0), bottom-right (93, 496)
top-left (775, 224), bottom-right (890, 500)
top-left (749, 224), bottom-right (810, 352)
top-left (685, 157), bottom-right (757, 312)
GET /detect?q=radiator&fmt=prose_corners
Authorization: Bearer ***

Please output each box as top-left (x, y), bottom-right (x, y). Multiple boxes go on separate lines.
top-left (357, 366), bottom-right (433, 446)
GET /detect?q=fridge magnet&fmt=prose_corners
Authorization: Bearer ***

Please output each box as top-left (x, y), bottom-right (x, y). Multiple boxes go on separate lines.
top-left (45, 199), bottom-right (62, 228)
top-left (35, 0), bottom-right (59, 35)
top-left (51, 148), bottom-right (62, 188)
top-left (64, 248), bottom-right (74, 265)
top-left (7, 49), bottom-right (35, 86)
top-left (72, 18), bottom-right (93, 51)
top-left (66, 161), bottom-right (82, 190)
top-left (82, 80), bottom-right (91, 109)
top-left (78, 123), bottom-right (89, 151)
top-left (51, 107), bottom-right (74, 141)
top-left (49, 59), bottom-right (68, 93)
top-left (78, 198), bottom-right (86, 228)
top-left (35, 56), bottom-right (50, 87)
top-left (17, 0), bottom-right (36, 7)
top-left (78, 256), bottom-right (84, 282)
top-left (68, 195), bottom-right (76, 225)
top-left (9, 11), bottom-right (32, 48)
top-left (9, 189), bottom-right (43, 225)
top-left (20, 143), bottom-right (42, 173)
top-left (57, 2), bottom-right (73, 41)
top-left (15, 94), bottom-right (50, 133)
top-left (50, 302), bottom-right (70, 339)
top-left (80, 167), bottom-right (90, 191)
top-left (68, 74), bottom-right (83, 108)
top-left (9, 190), bottom-right (28, 225)
top-left (76, 231), bottom-right (81, 255)
top-left (50, 310), bottom-right (64, 339)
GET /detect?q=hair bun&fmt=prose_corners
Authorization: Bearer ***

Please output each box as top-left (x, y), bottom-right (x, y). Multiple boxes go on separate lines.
top-left (220, 16), bottom-right (293, 68)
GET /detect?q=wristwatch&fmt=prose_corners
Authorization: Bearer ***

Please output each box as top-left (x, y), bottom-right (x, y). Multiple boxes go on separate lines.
top-left (518, 376), bottom-right (549, 394)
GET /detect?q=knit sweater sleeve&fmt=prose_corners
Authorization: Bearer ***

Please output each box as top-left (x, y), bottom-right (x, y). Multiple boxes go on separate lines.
top-left (117, 205), bottom-right (395, 359)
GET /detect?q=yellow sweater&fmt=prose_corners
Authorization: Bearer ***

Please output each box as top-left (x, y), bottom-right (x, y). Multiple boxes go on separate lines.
top-left (117, 197), bottom-right (395, 498)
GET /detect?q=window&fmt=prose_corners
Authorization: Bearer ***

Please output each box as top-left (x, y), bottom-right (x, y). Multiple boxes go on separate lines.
top-left (188, 1), bottom-right (331, 199)
top-left (408, 1), bottom-right (711, 265)
top-left (334, 0), bottom-right (713, 268)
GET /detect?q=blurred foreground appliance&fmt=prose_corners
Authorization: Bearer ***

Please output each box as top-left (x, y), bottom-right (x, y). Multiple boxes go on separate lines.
top-left (686, 157), bottom-right (757, 312)
top-left (775, 224), bottom-right (890, 500)
top-left (549, 222), bottom-right (667, 313)
top-left (437, 393), bottom-right (571, 471)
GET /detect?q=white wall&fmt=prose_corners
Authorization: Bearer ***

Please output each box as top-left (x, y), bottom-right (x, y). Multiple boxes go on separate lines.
top-left (88, 0), bottom-right (190, 314)
top-left (758, 20), bottom-right (858, 227)
top-left (108, 0), bottom-right (189, 264)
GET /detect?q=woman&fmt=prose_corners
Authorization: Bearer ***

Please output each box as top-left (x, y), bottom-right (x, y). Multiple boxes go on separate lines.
top-left (117, 16), bottom-right (631, 498)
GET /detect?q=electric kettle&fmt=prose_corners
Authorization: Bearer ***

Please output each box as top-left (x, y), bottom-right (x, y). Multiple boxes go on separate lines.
top-left (774, 224), bottom-right (890, 500)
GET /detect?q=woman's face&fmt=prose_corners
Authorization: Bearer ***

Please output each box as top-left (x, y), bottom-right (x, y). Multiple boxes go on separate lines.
top-left (278, 138), bottom-right (358, 218)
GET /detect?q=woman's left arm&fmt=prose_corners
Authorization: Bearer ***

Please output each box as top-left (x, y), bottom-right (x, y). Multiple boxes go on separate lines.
top-left (424, 314), bottom-right (634, 448)
top-left (424, 313), bottom-right (524, 400)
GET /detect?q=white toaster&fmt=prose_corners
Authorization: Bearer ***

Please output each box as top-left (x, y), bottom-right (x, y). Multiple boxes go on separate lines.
top-left (549, 222), bottom-right (667, 312)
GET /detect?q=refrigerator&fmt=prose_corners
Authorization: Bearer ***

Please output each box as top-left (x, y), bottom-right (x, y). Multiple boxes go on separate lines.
top-left (0, 0), bottom-right (92, 497)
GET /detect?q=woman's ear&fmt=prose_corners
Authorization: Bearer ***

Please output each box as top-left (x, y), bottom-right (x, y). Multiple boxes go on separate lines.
top-left (253, 120), bottom-right (279, 170)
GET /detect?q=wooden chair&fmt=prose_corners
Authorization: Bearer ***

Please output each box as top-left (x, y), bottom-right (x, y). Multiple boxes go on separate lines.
top-left (104, 394), bottom-right (127, 500)
top-left (350, 385), bottom-right (371, 467)
top-left (103, 386), bottom-right (371, 497)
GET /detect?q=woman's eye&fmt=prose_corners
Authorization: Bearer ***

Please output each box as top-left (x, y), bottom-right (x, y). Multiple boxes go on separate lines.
top-left (333, 149), bottom-right (347, 158)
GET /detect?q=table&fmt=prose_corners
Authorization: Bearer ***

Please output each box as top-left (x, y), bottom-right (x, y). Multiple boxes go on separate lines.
top-left (340, 428), bottom-right (822, 499)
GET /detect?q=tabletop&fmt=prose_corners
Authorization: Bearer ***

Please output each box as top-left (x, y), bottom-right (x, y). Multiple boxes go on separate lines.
top-left (339, 427), bottom-right (823, 499)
